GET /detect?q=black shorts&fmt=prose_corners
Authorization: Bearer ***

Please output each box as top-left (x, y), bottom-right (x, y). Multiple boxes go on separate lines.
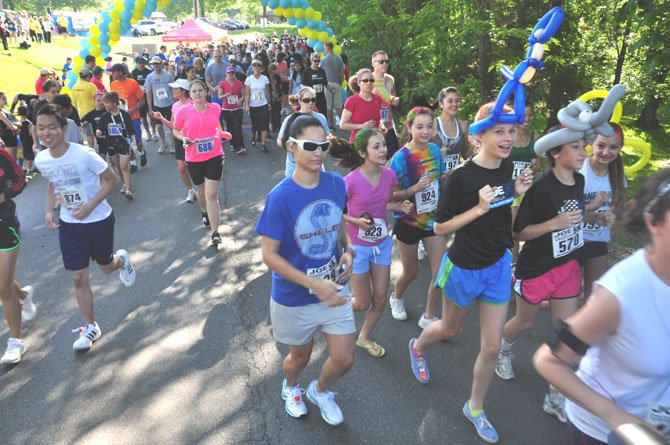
top-left (249, 105), bottom-right (269, 133)
top-left (58, 213), bottom-right (115, 271)
top-left (385, 128), bottom-right (400, 160)
top-left (151, 106), bottom-right (172, 125)
top-left (1, 132), bottom-right (18, 147)
top-left (393, 218), bottom-right (436, 245)
top-left (22, 143), bottom-right (35, 161)
top-left (0, 215), bottom-right (21, 251)
top-left (139, 104), bottom-right (148, 118)
top-left (187, 155), bottom-right (223, 186)
top-left (174, 137), bottom-right (184, 161)
top-left (103, 140), bottom-right (130, 157)
top-left (281, 81), bottom-right (289, 95)
top-left (580, 241), bottom-right (608, 263)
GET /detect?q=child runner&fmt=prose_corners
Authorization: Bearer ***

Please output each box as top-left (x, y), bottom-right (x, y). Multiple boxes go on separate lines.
top-left (388, 107), bottom-right (446, 328)
top-left (34, 104), bottom-right (136, 351)
top-left (408, 102), bottom-right (533, 443)
top-left (579, 123), bottom-right (625, 300)
top-left (256, 115), bottom-right (355, 426)
top-left (81, 92), bottom-right (106, 151)
top-left (495, 125), bottom-right (588, 424)
top-left (329, 128), bottom-right (412, 357)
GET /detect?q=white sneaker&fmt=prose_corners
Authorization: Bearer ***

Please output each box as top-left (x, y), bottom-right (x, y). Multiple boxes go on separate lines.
top-left (151, 133), bottom-right (159, 141)
top-left (116, 249), bottom-right (136, 287)
top-left (1, 338), bottom-right (26, 364)
top-left (389, 293), bottom-right (407, 321)
top-left (281, 379), bottom-right (308, 418)
top-left (72, 322), bottom-right (101, 350)
top-left (186, 188), bottom-right (197, 203)
top-left (306, 379), bottom-right (343, 426)
top-left (543, 390), bottom-right (568, 423)
top-left (417, 240), bottom-right (426, 260)
top-left (167, 145), bottom-right (175, 154)
top-left (495, 350), bottom-right (515, 380)
top-left (418, 314), bottom-right (439, 329)
top-left (20, 285), bottom-right (36, 321)
top-left (157, 143), bottom-right (165, 154)
top-left (335, 115), bottom-right (341, 126)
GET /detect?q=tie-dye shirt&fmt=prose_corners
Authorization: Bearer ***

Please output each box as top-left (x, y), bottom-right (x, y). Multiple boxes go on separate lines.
top-left (389, 142), bottom-right (446, 230)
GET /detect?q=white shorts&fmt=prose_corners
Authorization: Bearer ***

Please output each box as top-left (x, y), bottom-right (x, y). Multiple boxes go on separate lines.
top-left (270, 298), bottom-right (355, 346)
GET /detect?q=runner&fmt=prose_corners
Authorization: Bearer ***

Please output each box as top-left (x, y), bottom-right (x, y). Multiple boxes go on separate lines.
top-left (0, 141), bottom-right (34, 364)
top-left (408, 102), bottom-right (533, 443)
top-left (430, 87), bottom-right (473, 174)
top-left (129, 57), bottom-right (155, 142)
top-left (319, 42), bottom-right (345, 128)
top-left (533, 168), bottom-right (670, 445)
top-left (110, 63), bottom-right (147, 169)
top-left (244, 60), bottom-right (271, 153)
top-left (34, 104), bottom-right (136, 351)
top-left (218, 66), bottom-right (246, 155)
top-left (340, 69), bottom-right (384, 143)
top-left (495, 125), bottom-right (588, 423)
top-left (151, 78), bottom-right (197, 203)
top-left (173, 80), bottom-right (230, 246)
top-left (371, 50), bottom-right (400, 159)
top-left (145, 56), bottom-right (175, 153)
top-left (301, 54), bottom-right (328, 120)
top-left (256, 115), bottom-right (355, 426)
top-left (96, 92), bottom-right (136, 199)
top-left (388, 107), bottom-right (446, 328)
top-left (0, 92), bottom-right (20, 159)
top-left (329, 128), bottom-right (412, 358)
top-left (579, 123), bottom-right (625, 301)
top-left (81, 92), bottom-right (106, 150)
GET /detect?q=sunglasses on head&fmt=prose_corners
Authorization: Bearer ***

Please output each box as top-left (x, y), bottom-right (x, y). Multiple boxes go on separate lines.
top-left (300, 97), bottom-right (316, 103)
top-left (289, 137), bottom-right (330, 152)
top-left (375, 59), bottom-right (389, 64)
top-left (359, 78), bottom-right (374, 83)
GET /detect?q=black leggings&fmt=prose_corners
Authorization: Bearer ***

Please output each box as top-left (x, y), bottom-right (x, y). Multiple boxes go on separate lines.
top-left (222, 108), bottom-right (244, 150)
top-left (249, 105), bottom-right (269, 140)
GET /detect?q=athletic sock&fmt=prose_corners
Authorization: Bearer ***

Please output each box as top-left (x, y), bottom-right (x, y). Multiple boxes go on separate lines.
top-left (501, 339), bottom-right (514, 353)
top-left (468, 400), bottom-right (484, 417)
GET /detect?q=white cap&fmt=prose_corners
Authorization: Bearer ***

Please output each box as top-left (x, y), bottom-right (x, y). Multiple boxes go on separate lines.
top-left (168, 78), bottom-right (190, 91)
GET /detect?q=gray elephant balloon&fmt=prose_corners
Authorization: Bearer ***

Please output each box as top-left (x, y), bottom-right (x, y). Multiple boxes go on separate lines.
top-left (534, 84), bottom-right (627, 157)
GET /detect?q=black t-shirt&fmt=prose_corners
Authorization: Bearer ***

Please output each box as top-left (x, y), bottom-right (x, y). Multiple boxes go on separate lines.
top-left (31, 100), bottom-right (81, 126)
top-left (514, 170), bottom-right (585, 279)
top-left (302, 68), bottom-right (328, 98)
top-left (82, 108), bottom-right (107, 135)
top-left (435, 158), bottom-right (515, 269)
top-left (97, 110), bottom-right (133, 150)
top-left (130, 68), bottom-right (151, 88)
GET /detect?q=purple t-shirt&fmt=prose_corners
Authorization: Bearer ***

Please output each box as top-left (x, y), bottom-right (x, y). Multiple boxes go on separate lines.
top-left (344, 167), bottom-right (397, 246)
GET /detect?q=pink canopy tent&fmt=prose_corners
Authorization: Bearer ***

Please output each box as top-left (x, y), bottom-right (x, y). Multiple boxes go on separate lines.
top-left (162, 19), bottom-right (228, 42)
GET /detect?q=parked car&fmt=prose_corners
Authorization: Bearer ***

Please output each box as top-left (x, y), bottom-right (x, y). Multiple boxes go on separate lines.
top-left (231, 19), bottom-right (249, 29)
top-left (133, 20), bottom-right (169, 36)
top-left (215, 20), bottom-right (237, 30)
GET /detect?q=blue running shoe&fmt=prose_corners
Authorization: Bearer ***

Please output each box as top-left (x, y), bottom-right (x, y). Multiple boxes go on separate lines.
top-left (463, 400), bottom-right (499, 443)
top-left (408, 338), bottom-right (429, 383)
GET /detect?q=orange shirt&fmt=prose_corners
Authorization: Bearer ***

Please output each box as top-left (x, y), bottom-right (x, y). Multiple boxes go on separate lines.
top-left (110, 78), bottom-right (143, 120)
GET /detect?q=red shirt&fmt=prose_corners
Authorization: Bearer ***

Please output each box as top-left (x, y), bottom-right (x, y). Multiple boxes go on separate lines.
top-left (218, 79), bottom-right (244, 110)
top-left (91, 77), bottom-right (107, 93)
top-left (343, 93), bottom-right (384, 142)
top-left (35, 77), bottom-right (46, 94)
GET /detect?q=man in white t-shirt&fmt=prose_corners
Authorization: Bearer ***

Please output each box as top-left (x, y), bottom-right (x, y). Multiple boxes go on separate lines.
top-left (34, 104), bottom-right (137, 352)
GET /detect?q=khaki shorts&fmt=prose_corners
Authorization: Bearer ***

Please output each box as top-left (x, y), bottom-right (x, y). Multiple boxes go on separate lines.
top-left (325, 81), bottom-right (343, 112)
top-left (270, 298), bottom-right (355, 346)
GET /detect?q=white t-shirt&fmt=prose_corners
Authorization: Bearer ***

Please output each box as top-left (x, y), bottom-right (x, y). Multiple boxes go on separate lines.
top-left (579, 160), bottom-right (612, 243)
top-left (245, 74), bottom-right (269, 107)
top-left (65, 119), bottom-right (83, 144)
top-left (567, 249), bottom-right (670, 441)
top-left (35, 143), bottom-right (113, 224)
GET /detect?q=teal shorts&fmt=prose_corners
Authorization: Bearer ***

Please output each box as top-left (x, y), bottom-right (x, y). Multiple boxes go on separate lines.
top-left (434, 250), bottom-right (512, 308)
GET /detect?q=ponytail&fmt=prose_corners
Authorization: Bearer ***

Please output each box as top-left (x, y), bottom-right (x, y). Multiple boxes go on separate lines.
top-left (329, 137), bottom-right (364, 169)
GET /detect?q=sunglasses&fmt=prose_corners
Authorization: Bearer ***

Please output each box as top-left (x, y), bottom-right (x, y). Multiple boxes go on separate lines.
top-left (359, 78), bottom-right (374, 83)
top-left (311, 59), bottom-right (320, 63)
top-left (289, 137), bottom-right (330, 152)
top-left (300, 97), bottom-right (316, 103)
top-left (375, 59), bottom-right (389, 64)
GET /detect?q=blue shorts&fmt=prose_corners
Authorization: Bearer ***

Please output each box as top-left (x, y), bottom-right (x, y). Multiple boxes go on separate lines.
top-left (58, 213), bottom-right (115, 271)
top-left (434, 250), bottom-right (512, 308)
top-left (352, 236), bottom-right (393, 275)
top-left (132, 119), bottom-right (142, 144)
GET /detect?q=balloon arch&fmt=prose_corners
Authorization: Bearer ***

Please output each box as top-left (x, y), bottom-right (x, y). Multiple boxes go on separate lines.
top-left (65, 0), bottom-right (341, 91)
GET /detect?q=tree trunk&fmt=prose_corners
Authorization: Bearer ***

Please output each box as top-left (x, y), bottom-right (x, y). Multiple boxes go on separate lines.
top-left (474, 0), bottom-right (494, 102)
top-left (613, 13), bottom-right (632, 85)
top-left (636, 97), bottom-right (660, 129)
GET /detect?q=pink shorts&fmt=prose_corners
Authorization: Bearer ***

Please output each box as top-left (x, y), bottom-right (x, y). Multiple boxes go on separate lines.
top-left (513, 259), bottom-right (581, 305)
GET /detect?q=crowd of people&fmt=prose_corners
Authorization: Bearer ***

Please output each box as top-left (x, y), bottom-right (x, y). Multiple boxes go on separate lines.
top-left (0, 12), bottom-right (68, 51)
top-left (0, 29), bottom-right (668, 445)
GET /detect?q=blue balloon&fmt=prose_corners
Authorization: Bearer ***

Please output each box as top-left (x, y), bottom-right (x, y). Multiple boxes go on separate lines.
top-left (295, 18), bottom-right (306, 28)
top-left (69, 80), bottom-right (76, 89)
top-left (79, 49), bottom-right (89, 59)
top-left (124, 0), bottom-right (135, 8)
top-left (101, 11), bottom-right (111, 22)
top-left (120, 22), bottom-right (131, 33)
top-left (121, 10), bottom-right (132, 21)
top-left (99, 33), bottom-right (110, 44)
top-left (100, 43), bottom-right (111, 53)
top-left (325, 27), bottom-right (333, 36)
top-left (268, 0), bottom-right (279, 9)
top-left (306, 19), bottom-right (316, 29)
top-left (81, 40), bottom-right (92, 50)
top-left (291, 0), bottom-right (301, 7)
top-left (314, 41), bottom-right (324, 52)
top-left (307, 39), bottom-right (317, 48)
top-left (260, 0), bottom-right (268, 5)
top-left (66, 70), bottom-right (77, 81)
top-left (301, 0), bottom-right (309, 9)
top-left (317, 20), bottom-right (326, 31)
top-left (279, 0), bottom-right (290, 7)
top-left (287, 17), bottom-right (297, 25)
top-left (143, 8), bottom-right (152, 17)
top-left (99, 21), bottom-right (109, 33)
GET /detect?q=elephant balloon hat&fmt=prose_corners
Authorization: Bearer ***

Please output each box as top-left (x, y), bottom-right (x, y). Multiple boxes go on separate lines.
top-left (534, 84), bottom-right (627, 157)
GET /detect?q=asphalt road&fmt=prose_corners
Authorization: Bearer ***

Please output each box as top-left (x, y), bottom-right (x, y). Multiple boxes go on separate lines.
top-left (0, 128), bottom-right (568, 444)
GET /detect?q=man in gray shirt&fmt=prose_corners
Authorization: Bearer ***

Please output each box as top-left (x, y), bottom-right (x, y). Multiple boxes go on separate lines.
top-left (145, 56), bottom-right (174, 152)
top-left (319, 41), bottom-right (345, 127)
top-left (205, 49), bottom-right (231, 110)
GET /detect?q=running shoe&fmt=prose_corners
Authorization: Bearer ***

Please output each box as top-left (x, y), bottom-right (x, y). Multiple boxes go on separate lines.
top-left (116, 249), bottom-right (136, 287)
top-left (168, 145), bottom-right (175, 154)
top-left (306, 379), bottom-right (344, 426)
top-left (211, 232), bottom-right (222, 246)
top-left (408, 338), bottom-right (430, 383)
top-left (152, 133), bottom-right (159, 141)
top-left (143, 133), bottom-right (152, 141)
top-left (124, 190), bottom-right (134, 200)
top-left (251, 138), bottom-right (256, 146)
top-left (130, 161), bottom-right (138, 173)
top-left (495, 350), bottom-right (515, 380)
top-left (463, 401), bottom-right (499, 443)
top-left (389, 293), bottom-right (407, 321)
top-left (417, 240), bottom-right (426, 260)
top-left (202, 212), bottom-right (210, 227)
top-left (235, 147), bottom-right (247, 155)
top-left (281, 379), bottom-right (308, 418)
top-left (543, 391), bottom-right (567, 423)
top-left (418, 314), bottom-right (439, 330)
top-left (262, 145), bottom-right (269, 153)
top-left (72, 322), bottom-right (101, 351)
top-left (20, 285), bottom-right (36, 321)
top-left (0, 338), bottom-right (26, 364)
top-left (139, 149), bottom-right (148, 167)
top-left (120, 185), bottom-right (127, 194)
top-left (157, 143), bottom-right (165, 154)
top-left (186, 188), bottom-right (197, 203)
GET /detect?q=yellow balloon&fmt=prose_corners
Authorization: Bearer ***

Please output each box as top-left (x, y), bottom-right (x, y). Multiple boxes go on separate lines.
top-left (318, 31), bottom-right (329, 42)
top-left (284, 8), bottom-right (294, 18)
top-left (333, 44), bottom-right (341, 55)
top-left (110, 9), bottom-right (121, 21)
top-left (294, 8), bottom-right (304, 19)
top-left (305, 7), bottom-right (314, 19)
top-left (96, 56), bottom-right (106, 67)
top-left (135, 0), bottom-right (146, 9)
top-left (109, 21), bottom-right (121, 32)
top-left (298, 27), bottom-right (308, 37)
top-left (74, 56), bottom-right (84, 66)
top-left (313, 11), bottom-right (322, 21)
top-left (90, 46), bottom-right (101, 57)
top-left (274, 7), bottom-right (284, 16)
top-left (61, 87), bottom-right (71, 96)
top-left (328, 36), bottom-right (336, 44)
top-left (114, 1), bottom-right (124, 10)
top-left (91, 26), bottom-right (101, 36)
top-left (307, 29), bottom-right (318, 40)
top-left (578, 90), bottom-right (623, 124)
top-left (88, 35), bottom-right (98, 45)
top-left (622, 137), bottom-right (652, 176)
top-left (131, 17), bottom-right (138, 24)
top-left (132, 10), bottom-right (143, 20)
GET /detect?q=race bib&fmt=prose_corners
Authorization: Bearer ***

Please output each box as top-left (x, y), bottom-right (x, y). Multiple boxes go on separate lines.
top-left (156, 88), bottom-right (169, 100)
top-left (195, 138), bottom-right (214, 154)
top-left (227, 95), bottom-right (238, 105)
top-left (584, 208), bottom-right (606, 231)
top-left (357, 218), bottom-right (388, 243)
top-left (490, 181), bottom-right (515, 209)
top-left (552, 224), bottom-right (583, 258)
top-left (313, 84), bottom-right (323, 93)
top-left (645, 403), bottom-right (670, 440)
top-left (306, 256), bottom-right (337, 294)
top-left (513, 161), bottom-right (532, 179)
top-left (57, 184), bottom-right (87, 209)
top-left (380, 106), bottom-right (389, 123)
top-left (108, 124), bottom-right (123, 137)
top-left (415, 180), bottom-right (439, 215)
top-left (252, 91), bottom-right (265, 102)
top-left (444, 153), bottom-right (460, 173)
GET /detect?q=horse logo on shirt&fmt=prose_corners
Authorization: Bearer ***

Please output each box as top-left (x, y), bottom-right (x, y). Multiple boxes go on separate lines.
top-left (295, 199), bottom-right (341, 259)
